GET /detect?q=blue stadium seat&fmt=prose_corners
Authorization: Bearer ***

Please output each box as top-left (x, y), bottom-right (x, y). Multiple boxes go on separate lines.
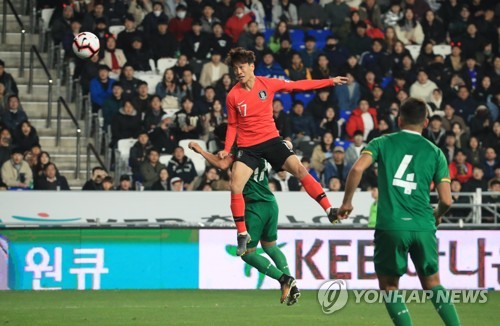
top-left (339, 110), bottom-right (352, 122)
top-left (335, 140), bottom-right (352, 150)
top-left (274, 92), bottom-right (293, 113)
top-left (264, 28), bottom-right (274, 42)
top-left (307, 29), bottom-right (332, 43)
top-left (291, 42), bottom-right (305, 51)
top-left (295, 92), bottom-right (315, 108)
top-left (289, 29), bottom-right (305, 43)
top-left (381, 77), bottom-right (393, 89)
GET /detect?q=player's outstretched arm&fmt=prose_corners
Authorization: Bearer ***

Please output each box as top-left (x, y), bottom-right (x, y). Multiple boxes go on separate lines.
top-left (274, 76), bottom-right (349, 93)
top-left (188, 142), bottom-right (232, 171)
top-left (338, 154), bottom-right (373, 219)
top-left (434, 182), bottom-right (452, 226)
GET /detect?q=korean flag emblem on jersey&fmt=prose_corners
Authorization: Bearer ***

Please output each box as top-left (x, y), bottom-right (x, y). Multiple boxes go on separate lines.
top-left (258, 90), bottom-right (267, 100)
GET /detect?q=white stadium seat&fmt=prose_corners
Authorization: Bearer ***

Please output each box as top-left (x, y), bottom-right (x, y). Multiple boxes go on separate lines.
top-left (159, 154), bottom-right (172, 165)
top-left (433, 44), bottom-right (452, 58)
top-left (135, 73), bottom-right (162, 95)
top-left (109, 25), bottom-right (125, 38)
top-left (405, 45), bottom-right (421, 61)
top-left (157, 58), bottom-right (178, 74)
top-left (115, 138), bottom-right (138, 177)
top-left (41, 8), bottom-right (55, 31)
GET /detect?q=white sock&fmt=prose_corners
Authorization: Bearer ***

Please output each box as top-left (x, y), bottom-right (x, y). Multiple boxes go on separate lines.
top-left (238, 231), bottom-right (248, 235)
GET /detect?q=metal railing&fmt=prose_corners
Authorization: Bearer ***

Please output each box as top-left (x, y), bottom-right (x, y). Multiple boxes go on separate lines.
top-left (28, 45), bottom-right (53, 128)
top-left (2, 0), bottom-right (27, 77)
top-left (56, 96), bottom-right (82, 180)
top-left (86, 143), bottom-right (108, 181)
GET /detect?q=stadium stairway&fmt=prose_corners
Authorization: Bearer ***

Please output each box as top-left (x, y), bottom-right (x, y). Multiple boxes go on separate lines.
top-left (1, 0), bottom-right (99, 188)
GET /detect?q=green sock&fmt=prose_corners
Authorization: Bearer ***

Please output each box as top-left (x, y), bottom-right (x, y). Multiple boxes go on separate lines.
top-left (263, 245), bottom-right (291, 276)
top-left (241, 252), bottom-right (283, 280)
top-left (384, 291), bottom-right (412, 326)
top-left (430, 285), bottom-right (461, 326)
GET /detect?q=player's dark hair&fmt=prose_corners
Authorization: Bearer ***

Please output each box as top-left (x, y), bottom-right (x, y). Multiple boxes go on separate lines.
top-left (399, 97), bottom-right (427, 126)
top-left (225, 47), bottom-right (256, 67)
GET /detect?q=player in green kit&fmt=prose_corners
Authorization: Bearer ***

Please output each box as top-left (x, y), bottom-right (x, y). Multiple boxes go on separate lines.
top-left (337, 98), bottom-right (460, 325)
top-left (188, 125), bottom-right (300, 305)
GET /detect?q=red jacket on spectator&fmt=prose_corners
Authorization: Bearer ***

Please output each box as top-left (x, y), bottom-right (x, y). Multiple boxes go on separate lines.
top-left (224, 12), bottom-right (254, 44)
top-left (345, 107), bottom-right (378, 139)
top-left (448, 161), bottom-right (473, 184)
top-left (168, 17), bottom-right (193, 42)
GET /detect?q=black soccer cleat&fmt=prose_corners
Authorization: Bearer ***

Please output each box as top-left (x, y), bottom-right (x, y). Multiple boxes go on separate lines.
top-left (279, 274), bottom-right (296, 304)
top-left (286, 285), bottom-right (301, 306)
top-left (328, 208), bottom-right (341, 224)
top-left (236, 233), bottom-right (251, 256)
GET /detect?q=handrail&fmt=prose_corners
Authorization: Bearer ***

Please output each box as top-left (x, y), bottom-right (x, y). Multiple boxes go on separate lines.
top-left (2, 0), bottom-right (27, 77)
top-left (86, 143), bottom-right (108, 181)
top-left (56, 97), bottom-right (81, 180)
top-left (28, 45), bottom-right (53, 128)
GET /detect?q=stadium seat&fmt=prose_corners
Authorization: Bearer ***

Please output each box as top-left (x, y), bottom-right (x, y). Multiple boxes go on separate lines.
top-left (40, 8), bottom-right (55, 31)
top-left (289, 29), bottom-right (305, 43)
top-left (295, 92), bottom-right (315, 108)
top-left (156, 58), bottom-right (178, 74)
top-left (178, 139), bottom-right (208, 174)
top-left (159, 154), bottom-right (172, 165)
top-left (433, 44), bottom-right (451, 58)
top-left (335, 140), bottom-right (351, 151)
top-left (381, 77), bottom-right (393, 89)
top-left (291, 42), bottom-right (305, 51)
top-left (109, 25), bottom-right (125, 38)
top-left (264, 28), bottom-right (274, 42)
top-left (115, 138), bottom-right (138, 177)
top-left (149, 59), bottom-right (156, 73)
top-left (135, 73), bottom-right (162, 94)
top-left (339, 110), bottom-right (352, 122)
top-left (406, 45), bottom-right (420, 61)
top-left (307, 29), bottom-right (332, 43)
top-left (274, 92), bottom-right (293, 113)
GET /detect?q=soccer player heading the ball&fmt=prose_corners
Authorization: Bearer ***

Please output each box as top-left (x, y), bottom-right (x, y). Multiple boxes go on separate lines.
top-left (338, 97), bottom-right (460, 325)
top-left (220, 47), bottom-right (348, 255)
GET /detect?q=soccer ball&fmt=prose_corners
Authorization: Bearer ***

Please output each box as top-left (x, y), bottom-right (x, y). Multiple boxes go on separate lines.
top-left (72, 32), bottom-right (100, 59)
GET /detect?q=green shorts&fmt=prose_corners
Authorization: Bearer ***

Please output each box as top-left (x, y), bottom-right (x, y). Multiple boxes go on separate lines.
top-left (374, 229), bottom-right (439, 277)
top-left (245, 200), bottom-right (279, 249)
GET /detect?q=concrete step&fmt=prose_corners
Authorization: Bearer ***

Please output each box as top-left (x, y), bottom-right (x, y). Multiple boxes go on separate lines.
top-left (8, 67), bottom-right (58, 79)
top-left (59, 170), bottom-right (101, 182)
top-left (0, 51), bottom-right (47, 68)
top-left (22, 101), bottom-right (77, 119)
top-left (40, 136), bottom-right (89, 148)
top-left (30, 118), bottom-right (85, 131)
top-left (3, 32), bottom-right (39, 45)
top-left (51, 153), bottom-right (101, 164)
top-left (40, 144), bottom-right (96, 155)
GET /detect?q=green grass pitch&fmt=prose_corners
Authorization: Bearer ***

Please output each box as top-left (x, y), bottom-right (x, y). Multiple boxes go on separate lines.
top-left (0, 290), bottom-right (498, 325)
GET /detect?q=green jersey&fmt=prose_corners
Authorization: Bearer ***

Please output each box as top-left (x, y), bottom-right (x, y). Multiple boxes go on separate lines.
top-left (363, 130), bottom-right (450, 231)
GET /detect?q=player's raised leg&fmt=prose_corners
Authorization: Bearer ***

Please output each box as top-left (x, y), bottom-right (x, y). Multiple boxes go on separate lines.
top-left (419, 273), bottom-right (460, 325)
top-left (230, 161), bottom-right (254, 256)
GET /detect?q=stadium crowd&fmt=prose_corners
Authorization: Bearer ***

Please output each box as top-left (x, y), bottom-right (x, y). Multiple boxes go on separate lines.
top-left (0, 0), bottom-right (499, 219)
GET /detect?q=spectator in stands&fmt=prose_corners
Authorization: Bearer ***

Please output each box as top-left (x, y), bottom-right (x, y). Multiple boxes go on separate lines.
top-left (397, 54), bottom-right (418, 86)
top-left (449, 5), bottom-right (472, 42)
top-left (319, 107), bottom-right (340, 139)
top-left (168, 4), bottom-right (193, 42)
top-left (298, 0), bottom-right (326, 29)
top-left (224, 2), bottom-right (254, 44)
top-left (255, 51), bottom-right (287, 79)
top-left (250, 32), bottom-right (270, 64)
top-left (50, 3), bottom-right (74, 45)
top-left (101, 176), bottom-right (114, 191)
top-left (415, 42), bottom-right (435, 68)
top-left (328, 176), bottom-right (343, 192)
top-left (272, 99), bottom-right (291, 141)
top-left (214, 0), bottom-right (234, 25)
top-left (267, 21), bottom-right (289, 54)
top-left (181, 20), bottom-right (211, 62)
top-left (13, 121), bottom-right (39, 153)
top-left (173, 97), bottom-right (203, 140)
top-left (76, 53), bottom-right (100, 94)
top-left (409, 69), bottom-right (439, 102)
top-left (463, 166), bottom-right (488, 192)
top-left (166, 146), bottom-right (198, 188)
top-left (427, 88), bottom-right (445, 113)
top-left (129, 130), bottom-right (152, 180)
top-left (237, 20), bottom-right (258, 49)
top-left (119, 64), bottom-right (141, 99)
top-left (383, 27), bottom-right (399, 55)
top-left (484, 121), bottom-right (500, 154)
top-left (360, 39), bottom-right (391, 77)
top-left (311, 54), bottom-right (332, 80)
top-left (421, 10), bottom-right (446, 45)
top-left (126, 37), bottom-right (152, 71)
top-left (128, 0), bottom-right (153, 24)
top-left (307, 88), bottom-right (333, 128)
top-left (200, 4), bottom-right (220, 34)
top-left (452, 86), bottom-right (479, 122)
top-left (1, 148), bottom-right (32, 189)
top-left (461, 56), bottom-right (483, 91)
top-left (199, 51), bottom-right (229, 88)
top-left (370, 85), bottom-right (390, 118)
top-left (241, 0), bottom-right (266, 31)
top-left (311, 131), bottom-right (334, 176)
top-left (299, 36), bottom-right (320, 70)
top-left (116, 14), bottom-right (146, 57)
top-left (82, 2), bottom-right (108, 33)
top-left (149, 17), bottom-right (178, 61)
top-left (214, 73), bottom-right (233, 106)
top-left (323, 146), bottom-right (351, 185)
top-left (441, 131), bottom-right (457, 164)
top-left (482, 147), bottom-right (498, 180)
top-left (104, 0), bottom-right (127, 25)
top-left (272, 170), bottom-right (301, 191)
top-left (285, 53), bottom-right (311, 81)
top-left (323, 36), bottom-right (349, 71)
top-left (141, 1), bottom-right (169, 35)
top-left (395, 8), bottom-right (424, 45)
top-left (140, 148), bottom-right (166, 189)
top-left (188, 166), bottom-right (220, 191)
top-left (359, 0), bottom-right (383, 29)
top-left (151, 167), bottom-right (170, 190)
top-left (465, 136), bottom-right (485, 167)
top-left (155, 68), bottom-right (184, 111)
top-left (181, 69), bottom-right (203, 102)
top-left (423, 115), bottom-right (446, 148)
top-left (345, 131), bottom-right (366, 167)
top-left (384, 2), bottom-right (403, 28)
top-left (62, 18), bottom-right (82, 59)
top-left (447, 179), bottom-right (472, 219)
top-left (116, 174), bottom-right (133, 191)
top-left (441, 104), bottom-right (466, 131)
top-left (346, 99), bottom-right (378, 140)
top-left (451, 122), bottom-right (468, 149)
top-left (324, 0), bottom-right (352, 41)
top-left (272, 0), bottom-right (298, 27)
top-left (210, 22), bottom-right (233, 61)
top-left (93, 17), bottom-right (109, 46)
top-left (0, 129), bottom-right (11, 166)
top-left (111, 100), bottom-right (142, 146)
top-left (346, 21), bottom-right (372, 56)
top-left (23, 151), bottom-right (38, 184)
top-left (367, 118), bottom-right (390, 142)
top-left (34, 151), bottom-right (51, 178)
top-left (90, 65), bottom-right (116, 113)
top-left (1, 95), bottom-right (28, 132)
top-left (35, 163), bottom-right (70, 191)
top-left (445, 43), bottom-right (465, 74)
top-left (148, 112), bottom-right (177, 154)
top-left (101, 35), bottom-right (127, 75)
top-left (335, 72), bottom-right (360, 112)
top-left (449, 149), bottom-right (473, 184)
top-left (0, 82), bottom-right (6, 111)
top-left (170, 176), bottom-right (184, 191)
top-left (473, 75), bottom-right (493, 104)
top-left (205, 98), bottom-right (227, 142)
top-left (195, 86), bottom-right (217, 115)
top-left (142, 95), bottom-right (164, 131)
top-left (102, 82), bottom-right (124, 131)
top-left (389, 41), bottom-right (411, 72)
top-left (290, 101), bottom-right (316, 146)
top-left (173, 54), bottom-right (192, 81)
top-left (301, 156), bottom-right (319, 182)
top-left (131, 81), bottom-right (151, 115)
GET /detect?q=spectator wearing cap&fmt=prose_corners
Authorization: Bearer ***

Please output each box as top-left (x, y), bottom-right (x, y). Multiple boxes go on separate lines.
top-left (1, 147), bottom-right (32, 188)
top-left (409, 69), bottom-right (439, 102)
top-left (143, 95), bottom-right (165, 131)
top-left (102, 82), bottom-right (124, 131)
top-left (215, 0), bottom-right (236, 25)
top-left (90, 65), bottom-right (116, 113)
top-left (0, 60), bottom-right (18, 96)
top-left (148, 112), bottom-right (178, 154)
top-left (141, 1), bottom-right (169, 35)
top-left (131, 81), bottom-right (152, 115)
top-left (166, 146), bottom-right (198, 188)
top-left (423, 115), bottom-right (446, 148)
top-left (82, 2), bottom-right (109, 32)
top-left (255, 51), bottom-right (287, 79)
top-left (173, 97), bottom-right (203, 140)
top-left (169, 4), bottom-right (193, 42)
top-left (35, 163), bottom-right (70, 191)
top-left (323, 145), bottom-right (352, 185)
top-left (449, 149), bottom-right (473, 184)
top-left (346, 21), bottom-right (372, 56)
top-left (394, 8), bottom-right (424, 45)
top-left (346, 99), bottom-right (378, 140)
top-left (128, 0), bottom-right (153, 26)
top-left (170, 177), bottom-right (184, 191)
top-left (200, 4), bottom-right (221, 34)
top-left (181, 20), bottom-right (211, 62)
top-left (224, 2), bottom-right (254, 44)
top-left (1, 95), bottom-right (28, 132)
top-left (345, 130), bottom-right (367, 167)
top-left (299, 36), bottom-right (320, 70)
top-left (116, 14), bottom-right (146, 57)
top-left (237, 21), bottom-right (259, 49)
top-left (325, 0), bottom-right (351, 41)
top-left (116, 174), bottom-right (133, 191)
top-left (272, 0), bottom-right (298, 27)
top-left (210, 22), bottom-right (233, 60)
top-left (149, 17), bottom-right (179, 61)
top-left (51, 3), bottom-right (74, 45)
top-left (110, 100), bottom-right (142, 147)
top-left (451, 86), bottom-right (479, 122)
top-left (101, 35), bottom-right (127, 74)
top-left (151, 167), bottom-right (170, 190)
top-left (140, 148), bottom-right (167, 189)
top-left (129, 131), bottom-right (152, 180)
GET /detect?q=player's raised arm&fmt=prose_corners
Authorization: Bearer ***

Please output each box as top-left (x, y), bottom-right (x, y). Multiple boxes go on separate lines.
top-left (270, 76), bottom-right (349, 93)
top-left (189, 142), bottom-right (233, 171)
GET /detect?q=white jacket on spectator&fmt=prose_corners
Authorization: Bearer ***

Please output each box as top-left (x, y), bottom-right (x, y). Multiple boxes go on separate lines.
top-left (394, 22), bottom-right (424, 45)
top-left (1, 159), bottom-right (32, 188)
top-left (271, 1), bottom-right (298, 26)
top-left (100, 49), bottom-right (127, 71)
top-left (199, 61), bottom-right (229, 88)
top-left (410, 79), bottom-right (438, 102)
top-left (128, 0), bottom-right (153, 25)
